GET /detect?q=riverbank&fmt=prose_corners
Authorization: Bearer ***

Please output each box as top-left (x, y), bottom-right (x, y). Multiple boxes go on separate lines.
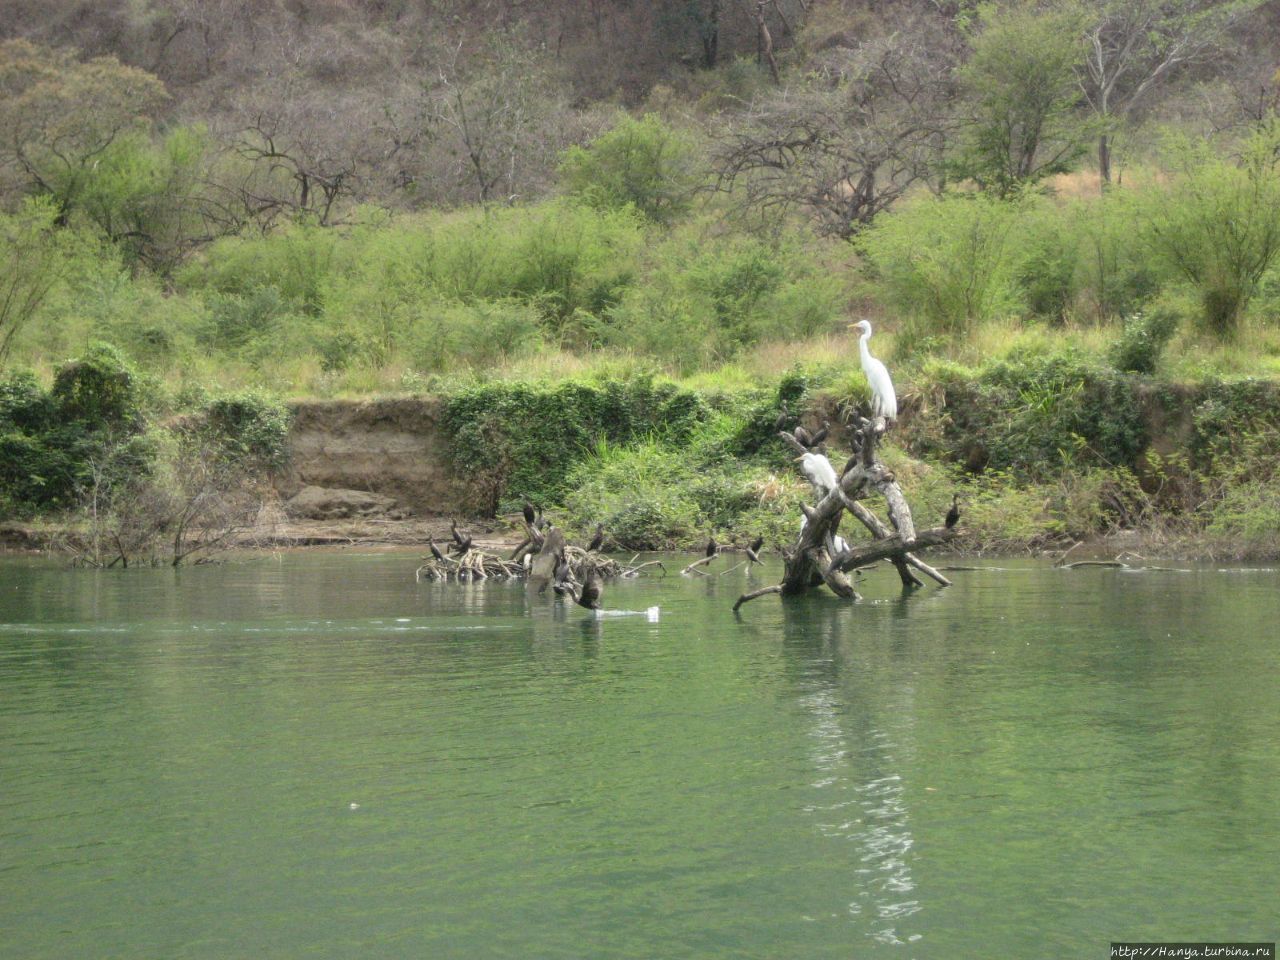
top-left (1, 513), bottom-right (1263, 566)
top-left (6, 345), bottom-right (1280, 564)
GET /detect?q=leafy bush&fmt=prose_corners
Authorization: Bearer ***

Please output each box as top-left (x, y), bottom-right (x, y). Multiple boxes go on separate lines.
top-left (50, 342), bottom-right (144, 432)
top-left (442, 376), bottom-right (710, 513)
top-left (177, 220), bottom-right (344, 315)
top-left (857, 192), bottom-right (1027, 338)
top-left (1016, 199), bottom-right (1079, 323)
top-left (0, 370), bottom-right (55, 432)
top-left (1188, 379), bottom-right (1280, 482)
top-left (1139, 130), bottom-right (1280, 338)
top-left (605, 227), bottom-right (842, 369)
top-left (558, 113), bottom-right (699, 224)
top-left (196, 391), bottom-right (292, 470)
top-left (902, 348), bottom-right (1147, 480)
top-left (1, 347), bottom-right (151, 514)
top-left (1070, 190), bottom-right (1159, 322)
top-left (561, 433), bottom-right (809, 550)
top-left (1110, 306), bottom-right (1181, 375)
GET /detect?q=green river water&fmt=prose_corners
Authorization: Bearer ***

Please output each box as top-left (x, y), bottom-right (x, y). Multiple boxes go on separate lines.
top-left (0, 552), bottom-right (1276, 959)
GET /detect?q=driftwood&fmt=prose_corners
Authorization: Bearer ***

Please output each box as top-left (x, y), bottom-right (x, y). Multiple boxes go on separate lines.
top-left (417, 518), bottom-right (659, 583)
top-left (733, 414), bottom-right (957, 611)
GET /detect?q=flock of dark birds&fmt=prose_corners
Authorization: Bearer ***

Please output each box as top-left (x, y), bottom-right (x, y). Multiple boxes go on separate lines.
top-left (428, 405), bottom-right (961, 607)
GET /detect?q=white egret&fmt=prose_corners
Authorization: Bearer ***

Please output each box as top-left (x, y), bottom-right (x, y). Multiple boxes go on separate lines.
top-left (849, 320), bottom-right (897, 422)
top-left (798, 451), bottom-right (839, 498)
top-left (799, 516), bottom-right (848, 556)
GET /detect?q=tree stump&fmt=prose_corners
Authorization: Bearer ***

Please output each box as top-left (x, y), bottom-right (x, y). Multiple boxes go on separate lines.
top-left (733, 415), bottom-right (957, 612)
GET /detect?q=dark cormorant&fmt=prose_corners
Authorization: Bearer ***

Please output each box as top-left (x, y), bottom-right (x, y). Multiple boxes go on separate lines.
top-left (773, 402), bottom-right (790, 432)
top-left (449, 521), bottom-right (472, 553)
top-left (522, 501), bottom-right (536, 526)
top-left (552, 555), bottom-right (574, 595)
top-left (809, 420), bottom-right (830, 446)
top-left (429, 538), bottom-right (446, 562)
top-left (705, 535), bottom-right (719, 559)
top-left (586, 523), bottom-right (604, 552)
top-left (746, 536), bottom-right (765, 564)
top-left (945, 493), bottom-right (961, 529)
top-left (571, 559), bottom-right (603, 610)
top-left (793, 425), bottom-right (812, 447)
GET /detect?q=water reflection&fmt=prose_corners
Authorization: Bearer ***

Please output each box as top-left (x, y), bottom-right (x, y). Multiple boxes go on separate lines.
top-left (780, 600), bottom-right (922, 948)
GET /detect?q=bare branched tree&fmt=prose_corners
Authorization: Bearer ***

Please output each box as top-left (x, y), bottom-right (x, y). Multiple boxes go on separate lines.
top-left (715, 22), bottom-right (958, 237)
top-left (419, 38), bottom-right (581, 206)
top-left (1079, 0), bottom-right (1265, 184)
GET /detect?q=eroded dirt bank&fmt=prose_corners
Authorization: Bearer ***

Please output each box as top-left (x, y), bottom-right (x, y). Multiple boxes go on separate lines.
top-left (278, 397), bottom-right (466, 516)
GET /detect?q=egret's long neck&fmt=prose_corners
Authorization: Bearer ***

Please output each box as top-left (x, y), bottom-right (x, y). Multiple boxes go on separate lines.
top-left (858, 331), bottom-right (872, 363)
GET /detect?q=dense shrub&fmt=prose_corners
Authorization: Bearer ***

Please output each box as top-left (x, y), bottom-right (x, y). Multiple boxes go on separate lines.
top-left (857, 192), bottom-right (1027, 339)
top-left (1, 347), bottom-right (150, 514)
top-left (557, 113), bottom-right (699, 224)
top-left (727, 370), bottom-right (814, 462)
top-left (903, 349), bottom-right (1147, 479)
top-left (196, 391), bottom-right (292, 470)
top-left (605, 228), bottom-right (842, 369)
top-left (442, 376), bottom-right (710, 513)
top-left (561, 429), bottom-right (809, 550)
top-left (1139, 131), bottom-right (1280, 338)
top-left (1110, 306), bottom-right (1181, 375)
top-left (50, 343), bottom-right (144, 432)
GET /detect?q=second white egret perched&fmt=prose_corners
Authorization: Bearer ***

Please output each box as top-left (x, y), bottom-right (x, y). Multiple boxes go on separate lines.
top-left (850, 319), bottom-right (897, 422)
top-left (798, 451), bottom-right (838, 498)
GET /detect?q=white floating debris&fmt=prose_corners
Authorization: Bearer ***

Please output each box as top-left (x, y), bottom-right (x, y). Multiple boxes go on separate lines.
top-left (646, 606), bottom-right (660, 622)
top-left (348, 802), bottom-right (361, 811)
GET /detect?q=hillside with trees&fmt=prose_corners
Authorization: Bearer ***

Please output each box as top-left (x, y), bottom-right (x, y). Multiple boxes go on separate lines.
top-left (4, 0), bottom-right (1280, 558)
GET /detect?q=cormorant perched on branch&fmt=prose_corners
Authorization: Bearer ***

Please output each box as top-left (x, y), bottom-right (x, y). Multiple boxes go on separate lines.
top-left (809, 420), bottom-right (830, 447)
top-left (429, 538), bottom-right (446, 562)
top-left (945, 493), bottom-right (961, 529)
top-left (586, 523), bottom-right (605, 552)
top-left (449, 520), bottom-right (472, 554)
top-left (706, 535), bottom-right (720, 558)
top-left (522, 502), bottom-right (536, 526)
top-left (746, 536), bottom-right (765, 564)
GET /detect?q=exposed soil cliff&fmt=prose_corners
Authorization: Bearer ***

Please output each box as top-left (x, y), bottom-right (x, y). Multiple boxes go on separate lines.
top-left (279, 397), bottom-right (465, 516)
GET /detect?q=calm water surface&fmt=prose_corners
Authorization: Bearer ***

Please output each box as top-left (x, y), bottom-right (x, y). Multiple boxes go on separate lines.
top-left (0, 552), bottom-right (1276, 958)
